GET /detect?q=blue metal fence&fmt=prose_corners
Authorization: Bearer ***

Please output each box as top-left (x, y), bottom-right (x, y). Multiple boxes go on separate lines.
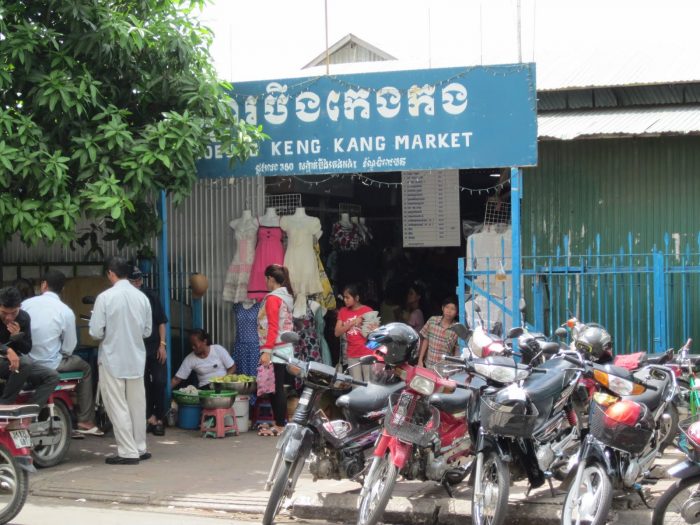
top-left (458, 232), bottom-right (700, 354)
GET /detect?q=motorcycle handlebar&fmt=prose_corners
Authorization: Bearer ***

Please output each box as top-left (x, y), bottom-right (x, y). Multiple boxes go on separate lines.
top-left (443, 355), bottom-right (466, 364)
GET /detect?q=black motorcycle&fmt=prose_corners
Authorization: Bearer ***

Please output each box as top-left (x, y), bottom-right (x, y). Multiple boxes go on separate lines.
top-left (262, 332), bottom-right (404, 525)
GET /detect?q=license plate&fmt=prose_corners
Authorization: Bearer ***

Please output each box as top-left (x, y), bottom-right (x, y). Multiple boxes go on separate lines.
top-left (10, 430), bottom-right (31, 449)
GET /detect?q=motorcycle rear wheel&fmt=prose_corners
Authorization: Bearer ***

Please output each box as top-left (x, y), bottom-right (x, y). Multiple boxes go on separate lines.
top-left (472, 450), bottom-right (509, 525)
top-left (0, 444), bottom-right (28, 525)
top-left (561, 462), bottom-right (611, 525)
top-left (32, 400), bottom-right (71, 468)
top-left (357, 453), bottom-right (398, 525)
top-left (652, 474), bottom-right (700, 525)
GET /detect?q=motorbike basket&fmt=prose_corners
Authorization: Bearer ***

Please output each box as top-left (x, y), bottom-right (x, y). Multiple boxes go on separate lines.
top-left (679, 416), bottom-right (700, 462)
top-left (589, 402), bottom-right (652, 455)
top-left (479, 394), bottom-right (539, 438)
top-left (384, 392), bottom-right (440, 448)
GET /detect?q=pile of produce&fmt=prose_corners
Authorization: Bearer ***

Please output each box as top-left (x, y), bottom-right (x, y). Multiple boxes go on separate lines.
top-left (210, 374), bottom-right (256, 383)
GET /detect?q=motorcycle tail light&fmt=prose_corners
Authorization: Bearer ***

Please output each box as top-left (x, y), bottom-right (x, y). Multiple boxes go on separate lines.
top-left (409, 375), bottom-right (436, 396)
top-left (604, 399), bottom-right (642, 427)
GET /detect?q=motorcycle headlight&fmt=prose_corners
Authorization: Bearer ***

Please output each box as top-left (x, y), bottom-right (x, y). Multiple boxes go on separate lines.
top-left (593, 370), bottom-right (645, 396)
top-left (474, 363), bottom-right (529, 383)
top-left (409, 375), bottom-right (435, 396)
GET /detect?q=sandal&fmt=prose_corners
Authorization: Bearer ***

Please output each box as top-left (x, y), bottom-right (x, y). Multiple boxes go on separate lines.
top-left (257, 424), bottom-right (272, 436)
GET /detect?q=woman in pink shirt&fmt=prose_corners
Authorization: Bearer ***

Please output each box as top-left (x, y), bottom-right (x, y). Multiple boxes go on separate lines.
top-left (335, 284), bottom-right (375, 382)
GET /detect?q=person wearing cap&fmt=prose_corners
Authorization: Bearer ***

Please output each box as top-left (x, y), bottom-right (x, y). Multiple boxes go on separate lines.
top-left (128, 266), bottom-right (168, 437)
top-left (22, 270), bottom-right (102, 435)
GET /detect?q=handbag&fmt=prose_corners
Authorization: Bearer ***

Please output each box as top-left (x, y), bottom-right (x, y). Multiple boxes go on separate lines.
top-left (256, 364), bottom-right (276, 396)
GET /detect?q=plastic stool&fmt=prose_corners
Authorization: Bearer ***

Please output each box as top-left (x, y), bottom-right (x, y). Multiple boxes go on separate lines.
top-left (252, 396), bottom-right (275, 428)
top-left (200, 407), bottom-right (238, 438)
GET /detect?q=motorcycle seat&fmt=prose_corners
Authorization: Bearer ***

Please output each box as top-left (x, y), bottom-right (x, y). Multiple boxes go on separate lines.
top-left (539, 342), bottom-right (561, 355)
top-left (523, 359), bottom-right (578, 416)
top-left (429, 388), bottom-right (471, 414)
top-left (336, 381), bottom-right (405, 414)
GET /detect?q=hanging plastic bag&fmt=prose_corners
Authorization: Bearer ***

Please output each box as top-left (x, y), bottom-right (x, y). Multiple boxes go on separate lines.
top-left (496, 260), bottom-right (507, 282)
top-left (256, 364), bottom-right (276, 396)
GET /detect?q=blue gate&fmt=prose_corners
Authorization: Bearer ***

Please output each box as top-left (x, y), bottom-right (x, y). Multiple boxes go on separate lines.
top-left (458, 232), bottom-right (700, 354)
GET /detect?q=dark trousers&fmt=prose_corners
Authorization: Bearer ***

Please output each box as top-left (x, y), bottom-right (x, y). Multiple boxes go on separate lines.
top-left (144, 351), bottom-right (167, 421)
top-left (271, 363), bottom-right (288, 427)
top-left (0, 355), bottom-right (32, 404)
top-left (27, 362), bottom-right (60, 409)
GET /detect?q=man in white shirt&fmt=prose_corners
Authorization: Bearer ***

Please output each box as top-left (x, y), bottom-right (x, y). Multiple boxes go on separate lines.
top-left (22, 270), bottom-right (102, 435)
top-left (89, 257), bottom-right (152, 465)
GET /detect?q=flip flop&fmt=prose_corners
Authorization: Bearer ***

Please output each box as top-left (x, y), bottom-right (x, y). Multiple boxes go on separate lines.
top-left (76, 426), bottom-right (105, 436)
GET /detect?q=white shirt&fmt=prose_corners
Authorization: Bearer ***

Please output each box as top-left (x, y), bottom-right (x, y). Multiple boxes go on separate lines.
top-left (89, 279), bottom-right (152, 379)
top-left (175, 344), bottom-right (234, 387)
top-left (22, 292), bottom-right (77, 370)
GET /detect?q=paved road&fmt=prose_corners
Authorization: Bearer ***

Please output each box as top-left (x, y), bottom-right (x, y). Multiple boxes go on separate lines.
top-left (12, 496), bottom-right (326, 525)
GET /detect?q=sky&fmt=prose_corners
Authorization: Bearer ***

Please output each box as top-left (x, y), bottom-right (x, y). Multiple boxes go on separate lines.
top-left (197, 0), bottom-right (700, 88)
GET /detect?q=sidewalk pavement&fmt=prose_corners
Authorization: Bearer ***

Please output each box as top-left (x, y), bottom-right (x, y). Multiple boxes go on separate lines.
top-left (29, 426), bottom-right (680, 524)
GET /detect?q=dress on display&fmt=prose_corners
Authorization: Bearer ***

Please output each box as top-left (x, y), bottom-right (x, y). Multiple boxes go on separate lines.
top-left (293, 302), bottom-right (322, 389)
top-left (313, 241), bottom-right (336, 311)
top-left (222, 220), bottom-right (258, 303)
top-left (232, 302), bottom-right (261, 377)
top-left (330, 222), bottom-right (363, 252)
top-left (247, 221), bottom-right (285, 300)
top-left (281, 215), bottom-right (323, 297)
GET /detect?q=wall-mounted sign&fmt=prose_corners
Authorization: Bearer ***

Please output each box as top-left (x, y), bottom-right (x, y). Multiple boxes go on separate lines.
top-left (198, 64), bottom-right (537, 178)
top-left (402, 170), bottom-right (461, 247)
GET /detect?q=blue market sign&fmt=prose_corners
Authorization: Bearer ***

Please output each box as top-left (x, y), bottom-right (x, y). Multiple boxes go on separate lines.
top-left (197, 63), bottom-right (537, 178)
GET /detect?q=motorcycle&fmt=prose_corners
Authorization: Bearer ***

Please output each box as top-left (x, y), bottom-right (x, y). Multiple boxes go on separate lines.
top-left (652, 414), bottom-right (700, 525)
top-left (263, 332), bottom-right (403, 525)
top-left (356, 322), bottom-right (520, 525)
top-left (0, 345), bottom-right (40, 524)
top-left (562, 355), bottom-right (678, 525)
top-left (465, 342), bottom-right (584, 525)
top-left (15, 375), bottom-right (78, 468)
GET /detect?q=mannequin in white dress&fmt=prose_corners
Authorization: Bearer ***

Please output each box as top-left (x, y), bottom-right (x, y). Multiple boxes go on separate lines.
top-left (223, 209), bottom-right (259, 303)
top-left (281, 208), bottom-right (323, 316)
top-left (258, 207), bottom-right (280, 227)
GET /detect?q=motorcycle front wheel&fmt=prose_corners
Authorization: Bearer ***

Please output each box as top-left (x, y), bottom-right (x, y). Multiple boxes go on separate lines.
top-left (262, 453), bottom-right (306, 525)
top-left (561, 462), bottom-right (612, 525)
top-left (472, 450), bottom-right (509, 525)
top-left (357, 453), bottom-right (398, 525)
top-left (652, 474), bottom-right (700, 525)
top-left (0, 444), bottom-right (28, 525)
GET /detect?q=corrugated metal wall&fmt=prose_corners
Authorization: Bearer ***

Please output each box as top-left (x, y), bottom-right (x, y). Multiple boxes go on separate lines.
top-left (523, 136), bottom-right (700, 256)
top-left (167, 177), bottom-right (265, 349)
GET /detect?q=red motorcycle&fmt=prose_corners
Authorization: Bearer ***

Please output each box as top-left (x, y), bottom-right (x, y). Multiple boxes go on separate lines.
top-left (356, 323), bottom-right (474, 525)
top-left (14, 373), bottom-right (79, 468)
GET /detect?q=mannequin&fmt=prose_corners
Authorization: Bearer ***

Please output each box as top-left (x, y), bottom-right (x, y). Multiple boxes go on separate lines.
top-left (350, 216), bottom-right (359, 225)
top-left (258, 207), bottom-right (280, 227)
top-left (358, 217), bottom-right (373, 241)
top-left (339, 212), bottom-right (351, 227)
top-left (293, 207), bottom-right (308, 218)
top-left (223, 209), bottom-right (258, 303)
top-left (281, 208), bottom-right (324, 310)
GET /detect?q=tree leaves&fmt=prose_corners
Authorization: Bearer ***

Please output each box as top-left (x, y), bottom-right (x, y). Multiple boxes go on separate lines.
top-left (0, 0), bottom-right (264, 250)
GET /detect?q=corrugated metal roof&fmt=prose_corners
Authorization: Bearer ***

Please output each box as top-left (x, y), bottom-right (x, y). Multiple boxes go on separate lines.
top-left (538, 106), bottom-right (700, 140)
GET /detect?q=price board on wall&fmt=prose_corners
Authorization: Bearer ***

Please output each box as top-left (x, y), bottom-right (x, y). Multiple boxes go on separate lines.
top-left (401, 170), bottom-right (460, 247)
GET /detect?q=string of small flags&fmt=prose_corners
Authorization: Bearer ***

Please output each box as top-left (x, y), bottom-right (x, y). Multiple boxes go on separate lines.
top-left (264, 173), bottom-right (510, 196)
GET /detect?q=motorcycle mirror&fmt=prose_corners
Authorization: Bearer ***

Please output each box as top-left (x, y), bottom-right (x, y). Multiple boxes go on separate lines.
top-left (554, 327), bottom-right (568, 339)
top-left (82, 295), bottom-right (96, 305)
top-left (506, 327), bottom-right (525, 339)
top-left (280, 331), bottom-right (300, 344)
top-left (448, 323), bottom-right (470, 340)
top-left (359, 355), bottom-right (378, 365)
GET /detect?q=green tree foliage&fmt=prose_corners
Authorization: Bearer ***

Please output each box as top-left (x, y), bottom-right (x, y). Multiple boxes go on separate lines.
top-left (0, 0), bottom-right (265, 249)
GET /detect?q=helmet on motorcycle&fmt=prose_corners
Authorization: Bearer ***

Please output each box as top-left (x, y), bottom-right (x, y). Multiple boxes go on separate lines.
top-left (575, 324), bottom-right (612, 361)
top-left (366, 323), bottom-right (419, 365)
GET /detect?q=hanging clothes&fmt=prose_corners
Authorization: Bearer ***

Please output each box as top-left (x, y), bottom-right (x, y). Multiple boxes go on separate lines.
top-left (232, 301), bottom-right (261, 377)
top-left (222, 219), bottom-right (258, 303)
top-left (314, 307), bottom-right (333, 366)
top-left (330, 222), bottom-right (363, 252)
top-left (281, 214), bottom-right (323, 297)
top-left (313, 240), bottom-right (336, 311)
top-left (293, 302), bottom-right (322, 389)
top-left (247, 221), bottom-right (285, 300)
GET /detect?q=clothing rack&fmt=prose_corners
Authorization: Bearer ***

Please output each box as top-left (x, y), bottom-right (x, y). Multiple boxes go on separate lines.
top-left (265, 193), bottom-right (302, 216)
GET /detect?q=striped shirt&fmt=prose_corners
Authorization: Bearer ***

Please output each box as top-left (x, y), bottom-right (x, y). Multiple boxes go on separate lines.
top-left (420, 316), bottom-right (459, 368)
